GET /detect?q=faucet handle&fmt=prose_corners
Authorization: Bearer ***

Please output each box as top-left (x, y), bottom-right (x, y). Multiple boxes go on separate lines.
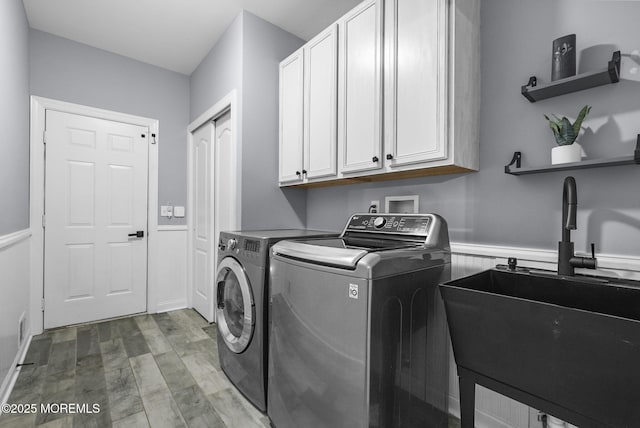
top-left (569, 243), bottom-right (598, 271)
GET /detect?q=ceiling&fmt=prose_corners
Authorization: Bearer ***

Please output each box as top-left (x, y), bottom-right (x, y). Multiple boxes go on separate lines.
top-left (22, 0), bottom-right (361, 75)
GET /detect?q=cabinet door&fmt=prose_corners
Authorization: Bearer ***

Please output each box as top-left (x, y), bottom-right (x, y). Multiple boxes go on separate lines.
top-left (304, 25), bottom-right (338, 180)
top-left (385, 0), bottom-right (448, 167)
top-left (279, 49), bottom-right (304, 184)
top-left (338, 0), bottom-right (383, 174)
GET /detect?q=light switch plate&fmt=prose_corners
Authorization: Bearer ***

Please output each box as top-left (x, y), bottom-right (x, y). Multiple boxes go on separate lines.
top-left (161, 205), bottom-right (173, 217)
top-left (174, 206), bottom-right (185, 218)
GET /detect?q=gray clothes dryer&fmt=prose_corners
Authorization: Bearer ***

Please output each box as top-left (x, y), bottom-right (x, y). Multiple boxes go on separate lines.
top-left (268, 214), bottom-right (451, 428)
top-left (215, 229), bottom-right (338, 412)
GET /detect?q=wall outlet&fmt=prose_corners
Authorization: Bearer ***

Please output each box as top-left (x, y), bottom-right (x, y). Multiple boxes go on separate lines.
top-left (370, 200), bottom-right (380, 213)
top-left (174, 206), bottom-right (185, 218)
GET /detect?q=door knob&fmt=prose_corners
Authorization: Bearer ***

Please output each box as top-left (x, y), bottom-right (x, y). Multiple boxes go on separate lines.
top-left (128, 231), bottom-right (144, 238)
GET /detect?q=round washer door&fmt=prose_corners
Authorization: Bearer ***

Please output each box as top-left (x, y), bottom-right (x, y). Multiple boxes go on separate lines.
top-left (216, 257), bottom-right (255, 353)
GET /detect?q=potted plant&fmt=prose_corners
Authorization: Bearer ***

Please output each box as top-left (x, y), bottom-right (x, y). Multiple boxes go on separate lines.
top-left (544, 105), bottom-right (591, 164)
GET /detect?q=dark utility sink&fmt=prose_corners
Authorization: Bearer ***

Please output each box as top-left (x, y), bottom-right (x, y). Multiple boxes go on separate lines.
top-left (440, 268), bottom-right (640, 428)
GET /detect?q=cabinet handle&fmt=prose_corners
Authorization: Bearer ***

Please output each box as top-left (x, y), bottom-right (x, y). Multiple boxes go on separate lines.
top-left (302, 169), bottom-right (307, 175)
top-left (372, 156), bottom-right (379, 163)
top-left (295, 171), bottom-right (301, 176)
top-left (386, 154), bottom-right (393, 160)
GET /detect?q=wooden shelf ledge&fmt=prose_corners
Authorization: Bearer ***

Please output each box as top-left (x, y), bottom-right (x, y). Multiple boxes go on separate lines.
top-left (521, 51), bottom-right (620, 103)
top-left (504, 135), bottom-right (640, 175)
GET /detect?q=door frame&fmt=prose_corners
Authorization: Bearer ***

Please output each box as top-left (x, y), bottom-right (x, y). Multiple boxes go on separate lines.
top-left (187, 90), bottom-right (241, 320)
top-left (29, 96), bottom-right (159, 334)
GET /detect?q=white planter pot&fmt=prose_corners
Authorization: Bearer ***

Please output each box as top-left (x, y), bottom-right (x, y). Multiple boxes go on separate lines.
top-left (551, 143), bottom-right (583, 165)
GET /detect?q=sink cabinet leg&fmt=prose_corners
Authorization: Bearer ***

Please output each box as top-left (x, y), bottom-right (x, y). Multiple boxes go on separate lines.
top-left (459, 375), bottom-right (476, 428)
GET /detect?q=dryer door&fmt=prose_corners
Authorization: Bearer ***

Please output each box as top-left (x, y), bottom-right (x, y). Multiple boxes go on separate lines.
top-left (216, 257), bottom-right (255, 353)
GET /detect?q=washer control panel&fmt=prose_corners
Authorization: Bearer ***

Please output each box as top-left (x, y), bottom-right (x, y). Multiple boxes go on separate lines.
top-left (345, 214), bottom-right (433, 236)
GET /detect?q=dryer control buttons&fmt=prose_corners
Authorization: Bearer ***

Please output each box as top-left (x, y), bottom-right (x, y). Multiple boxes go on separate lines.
top-left (373, 217), bottom-right (386, 229)
top-left (227, 239), bottom-right (237, 251)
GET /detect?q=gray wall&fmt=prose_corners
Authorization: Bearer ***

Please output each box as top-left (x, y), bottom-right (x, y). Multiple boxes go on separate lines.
top-left (29, 30), bottom-right (190, 226)
top-left (241, 12), bottom-right (306, 229)
top-left (307, 0), bottom-right (640, 256)
top-left (0, 0), bottom-right (30, 398)
top-left (0, 0), bottom-right (30, 235)
top-left (190, 11), bottom-right (306, 230)
top-left (189, 13), bottom-right (243, 122)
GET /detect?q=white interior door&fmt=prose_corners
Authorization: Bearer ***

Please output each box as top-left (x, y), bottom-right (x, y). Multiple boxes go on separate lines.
top-left (191, 110), bottom-right (234, 323)
top-left (44, 110), bottom-right (149, 329)
top-left (192, 122), bottom-right (215, 322)
top-left (214, 111), bottom-right (234, 265)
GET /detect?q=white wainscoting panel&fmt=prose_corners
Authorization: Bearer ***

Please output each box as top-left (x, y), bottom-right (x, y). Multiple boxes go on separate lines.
top-left (448, 242), bottom-right (640, 428)
top-left (0, 230), bottom-right (32, 404)
top-left (154, 227), bottom-right (188, 313)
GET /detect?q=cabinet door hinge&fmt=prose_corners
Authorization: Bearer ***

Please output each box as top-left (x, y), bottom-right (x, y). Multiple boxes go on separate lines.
top-left (41, 298), bottom-right (45, 312)
top-left (43, 131), bottom-right (47, 144)
top-left (42, 214), bottom-right (46, 229)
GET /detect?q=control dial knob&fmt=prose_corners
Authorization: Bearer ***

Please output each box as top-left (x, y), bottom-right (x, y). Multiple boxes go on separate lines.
top-left (227, 238), bottom-right (237, 251)
top-left (373, 216), bottom-right (386, 229)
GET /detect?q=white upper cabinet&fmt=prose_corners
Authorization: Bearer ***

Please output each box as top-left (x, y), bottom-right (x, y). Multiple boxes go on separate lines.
top-left (384, 0), bottom-right (448, 168)
top-left (382, 0), bottom-right (480, 175)
top-left (304, 25), bottom-right (338, 180)
top-left (278, 0), bottom-right (479, 187)
top-left (337, 0), bottom-right (383, 175)
top-left (279, 48), bottom-right (304, 184)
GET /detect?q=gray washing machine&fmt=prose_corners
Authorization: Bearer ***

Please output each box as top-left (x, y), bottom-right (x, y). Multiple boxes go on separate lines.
top-left (215, 229), bottom-right (338, 412)
top-left (268, 213), bottom-right (451, 427)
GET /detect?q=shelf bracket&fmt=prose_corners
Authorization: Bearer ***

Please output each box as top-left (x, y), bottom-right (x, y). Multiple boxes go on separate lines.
top-left (521, 76), bottom-right (537, 103)
top-left (608, 51), bottom-right (621, 83)
top-left (635, 134), bottom-right (640, 164)
top-left (504, 151), bottom-right (522, 174)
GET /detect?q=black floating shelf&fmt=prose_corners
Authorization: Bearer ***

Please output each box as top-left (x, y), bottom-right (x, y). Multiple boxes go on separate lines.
top-left (504, 135), bottom-right (640, 175)
top-left (521, 51), bottom-right (620, 103)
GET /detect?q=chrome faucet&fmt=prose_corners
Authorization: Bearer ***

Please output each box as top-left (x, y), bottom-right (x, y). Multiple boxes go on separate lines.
top-left (557, 176), bottom-right (597, 276)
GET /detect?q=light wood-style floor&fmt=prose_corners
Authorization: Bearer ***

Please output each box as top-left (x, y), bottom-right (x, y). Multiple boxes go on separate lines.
top-left (0, 309), bottom-right (269, 427)
top-left (0, 308), bottom-right (462, 428)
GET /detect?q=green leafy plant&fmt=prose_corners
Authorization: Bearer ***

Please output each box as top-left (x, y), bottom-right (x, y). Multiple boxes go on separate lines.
top-left (544, 105), bottom-right (592, 146)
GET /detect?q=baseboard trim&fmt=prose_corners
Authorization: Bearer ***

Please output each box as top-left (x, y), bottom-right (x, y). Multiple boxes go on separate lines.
top-left (0, 229), bottom-right (31, 251)
top-left (0, 334), bottom-right (32, 406)
top-left (155, 299), bottom-right (188, 313)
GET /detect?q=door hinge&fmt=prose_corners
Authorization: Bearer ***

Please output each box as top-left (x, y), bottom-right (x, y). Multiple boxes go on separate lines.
top-left (43, 131), bottom-right (47, 144)
top-left (42, 214), bottom-right (46, 229)
top-left (41, 298), bottom-right (45, 312)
